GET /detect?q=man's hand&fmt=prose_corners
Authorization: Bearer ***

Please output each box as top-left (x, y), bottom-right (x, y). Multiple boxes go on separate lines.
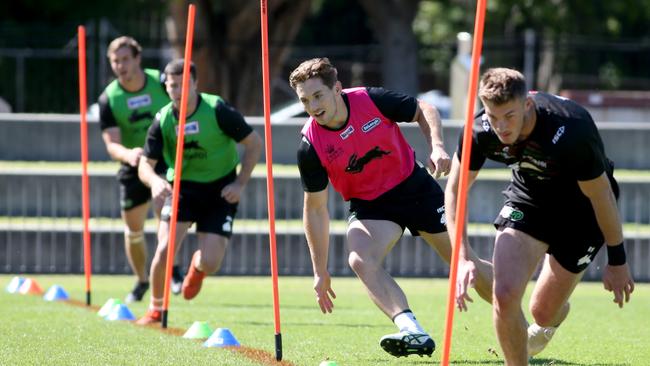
top-left (456, 258), bottom-right (478, 312)
top-left (603, 263), bottom-right (635, 308)
top-left (221, 181), bottom-right (244, 204)
top-left (151, 176), bottom-right (172, 201)
top-left (313, 272), bottom-right (336, 314)
top-left (126, 147), bottom-right (144, 167)
top-left (427, 144), bottom-right (451, 178)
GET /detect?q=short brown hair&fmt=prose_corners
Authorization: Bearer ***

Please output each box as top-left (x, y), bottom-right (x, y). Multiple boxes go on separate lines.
top-left (289, 58), bottom-right (338, 90)
top-left (107, 36), bottom-right (142, 58)
top-left (478, 68), bottom-right (527, 105)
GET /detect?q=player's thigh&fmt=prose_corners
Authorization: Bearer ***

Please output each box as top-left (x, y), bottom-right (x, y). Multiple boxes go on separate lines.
top-left (493, 228), bottom-right (547, 296)
top-left (347, 219), bottom-right (402, 264)
top-left (530, 254), bottom-right (583, 315)
top-left (419, 231), bottom-right (452, 263)
top-left (155, 220), bottom-right (192, 256)
top-left (121, 202), bottom-right (150, 231)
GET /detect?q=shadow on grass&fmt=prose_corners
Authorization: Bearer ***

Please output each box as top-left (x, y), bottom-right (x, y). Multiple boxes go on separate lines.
top-left (443, 360), bottom-right (630, 366)
top-left (529, 359), bottom-right (630, 366)
top-left (219, 302), bottom-right (315, 310)
top-left (235, 319), bottom-right (387, 329)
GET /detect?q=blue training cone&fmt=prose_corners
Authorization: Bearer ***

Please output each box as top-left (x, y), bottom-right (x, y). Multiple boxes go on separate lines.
top-left (203, 328), bottom-right (240, 347)
top-left (98, 298), bottom-right (122, 317)
top-left (6, 276), bottom-right (25, 293)
top-left (105, 304), bottom-right (136, 321)
top-left (43, 285), bottom-right (69, 301)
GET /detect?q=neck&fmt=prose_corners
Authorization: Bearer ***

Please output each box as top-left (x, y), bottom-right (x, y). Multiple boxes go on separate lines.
top-left (518, 100), bottom-right (537, 142)
top-left (175, 92), bottom-right (198, 116)
top-left (327, 95), bottom-right (349, 129)
top-left (120, 69), bottom-right (145, 92)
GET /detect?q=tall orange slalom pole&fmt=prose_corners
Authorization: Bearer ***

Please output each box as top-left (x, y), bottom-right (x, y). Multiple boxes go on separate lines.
top-left (162, 3), bottom-right (196, 329)
top-left (260, 0), bottom-right (283, 360)
top-left (77, 25), bottom-right (92, 306)
top-left (440, 0), bottom-right (487, 365)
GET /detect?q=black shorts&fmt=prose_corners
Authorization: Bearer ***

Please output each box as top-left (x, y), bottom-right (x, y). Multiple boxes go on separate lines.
top-left (494, 200), bottom-right (605, 273)
top-left (119, 175), bottom-right (151, 211)
top-left (117, 160), bottom-right (167, 211)
top-left (160, 170), bottom-right (238, 237)
top-left (348, 165), bottom-right (446, 236)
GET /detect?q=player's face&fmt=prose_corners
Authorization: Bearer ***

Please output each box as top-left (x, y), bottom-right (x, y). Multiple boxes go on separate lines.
top-left (165, 73), bottom-right (196, 108)
top-left (109, 47), bottom-right (140, 82)
top-left (482, 97), bottom-right (530, 145)
top-left (295, 77), bottom-right (341, 128)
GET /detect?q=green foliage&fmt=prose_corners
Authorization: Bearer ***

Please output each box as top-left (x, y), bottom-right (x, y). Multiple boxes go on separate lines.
top-left (2, 275), bottom-right (649, 365)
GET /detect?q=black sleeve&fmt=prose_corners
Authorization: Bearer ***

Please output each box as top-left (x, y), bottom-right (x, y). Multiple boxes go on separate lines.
top-left (143, 113), bottom-right (164, 161)
top-left (98, 92), bottom-right (117, 130)
top-left (566, 123), bottom-right (607, 181)
top-left (297, 136), bottom-right (329, 192)
top-left (456, 122), bottom-right (487, 171)
top-left (366, 87), bottom-right (418, 122)
top-left (215, 100), bottom-right (254, 142)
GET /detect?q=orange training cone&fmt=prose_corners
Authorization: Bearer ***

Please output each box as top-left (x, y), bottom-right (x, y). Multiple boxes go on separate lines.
top-left (18, 278), bottom-right (44, 295)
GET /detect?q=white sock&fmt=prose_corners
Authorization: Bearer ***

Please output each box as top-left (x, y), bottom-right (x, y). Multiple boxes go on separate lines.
top-left (149, 296), bottom-right (163, 311)
top-left (393, 310), bottom-right (425, 333)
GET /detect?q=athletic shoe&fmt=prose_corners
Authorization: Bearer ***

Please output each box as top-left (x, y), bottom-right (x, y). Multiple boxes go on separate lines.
top-left (171, 265), bottom-right (184, 295)
top-left (379, 330), bottom-right (436, 357)
top-left (124, 281), bottom-right (149, 304)
top-left (182, 251), bottom-right (206, 300)
top-left (527, 323), bottom-right (557, 356)
top-left (135, 309), bottom-right (162, 325)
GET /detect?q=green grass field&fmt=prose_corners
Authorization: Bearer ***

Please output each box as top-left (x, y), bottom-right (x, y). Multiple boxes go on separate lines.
top-left (1, 275), bottom-right (648, 366)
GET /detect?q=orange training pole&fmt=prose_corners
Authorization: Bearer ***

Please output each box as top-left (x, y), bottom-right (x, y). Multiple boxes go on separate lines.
top-left (77, 25), bottom-right (92, 306)
top-left (260, 0), bottom-right (283, 360)
top-left (440, 0), bottom-right (487, 365)
top-left (162, 3), bottom-right (196, 329)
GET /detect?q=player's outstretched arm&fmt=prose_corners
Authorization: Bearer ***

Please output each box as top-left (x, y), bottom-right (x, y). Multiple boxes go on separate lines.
top-left (138, 156), bottom-right (170, 200)
top-left (413, 99), bottom-right (450, 178)
top-left (578, 172), bottom-right (634, 308)
top-left (444, 154), bottom-right (481, 311)
top-left (222, 131), bottom-right (262, 203)
top-left (304, 189), bottom-right (336, 314)
top-left (101, 127), bottom-right (143, 167)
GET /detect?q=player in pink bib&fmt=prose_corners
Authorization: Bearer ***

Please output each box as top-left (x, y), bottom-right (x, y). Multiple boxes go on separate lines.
top-left (290, 58), bottom-right (494, 358)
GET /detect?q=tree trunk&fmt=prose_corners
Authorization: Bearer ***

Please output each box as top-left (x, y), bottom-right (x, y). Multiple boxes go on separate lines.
top-left (357, 0), bottom-right (421, 96)
top-left (167, 0), bottom-right (311, 114)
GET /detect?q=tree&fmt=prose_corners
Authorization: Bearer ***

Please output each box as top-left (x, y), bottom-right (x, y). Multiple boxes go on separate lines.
top-left (357, 0), bottom-right (421, 95)
top-left (167, 0), bottom-right (311, 114)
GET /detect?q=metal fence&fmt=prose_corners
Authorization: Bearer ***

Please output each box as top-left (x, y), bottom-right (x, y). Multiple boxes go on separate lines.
top-left (1, 168), bottom-right (650, 281)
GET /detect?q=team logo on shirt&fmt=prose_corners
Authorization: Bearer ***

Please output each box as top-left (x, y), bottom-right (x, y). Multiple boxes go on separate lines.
top-left (362, 118), bottom-right (381, 133)
top-left (340, 125), bottom-right (354, 140)
top-left (183, 139), bottom-right (207, 160)
top-left (345, 146), bottom-right (390, 174)
top-left (175, 121), bottom-right (200, 135)
top-left (128, 110), bottom-right (154, 123)
top-left (499, 206), bottom-right (524, 221)
top-left (481, 114), bottom-right (491, 131)
top-left (127, 94), bottom-right (152, 109)
top-left (552, 126), bottom-right (565, 144)
top-left (325, 144), bottom-right (344, 163)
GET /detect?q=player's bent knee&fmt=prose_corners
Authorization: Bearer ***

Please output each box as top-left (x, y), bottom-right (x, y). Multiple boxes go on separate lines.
top-left (198, 256), bottom-right (221, 274)
top-left (347, 252), bottom-right (365, 273)
top-left (493, 283), bottom-right (523, 312)
top-left (529, 303), bottom-right (558, 326)
top-left (125, 230), bottom-right (145, 246)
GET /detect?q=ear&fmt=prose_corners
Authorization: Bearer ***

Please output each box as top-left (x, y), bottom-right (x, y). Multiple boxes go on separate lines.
top-left (334, 81), bottom-right (342, 94)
